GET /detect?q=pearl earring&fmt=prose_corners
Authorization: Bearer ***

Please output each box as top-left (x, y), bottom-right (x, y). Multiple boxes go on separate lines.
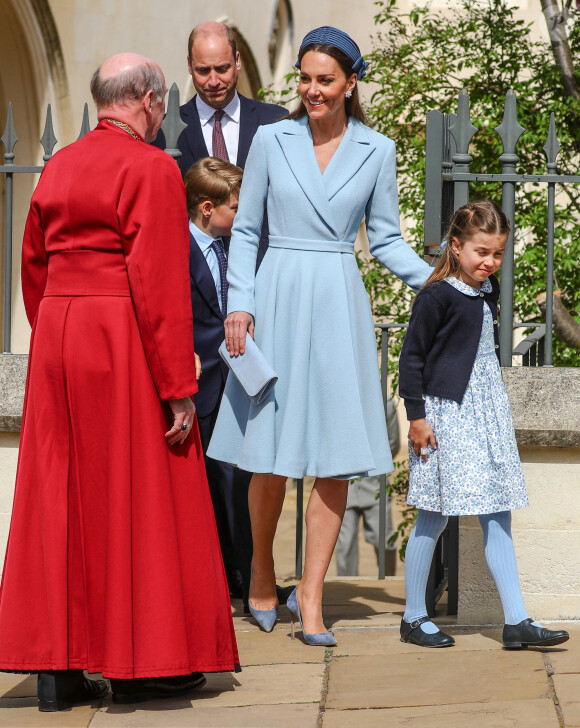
top-left (345, 90), bottom-right (353, 99)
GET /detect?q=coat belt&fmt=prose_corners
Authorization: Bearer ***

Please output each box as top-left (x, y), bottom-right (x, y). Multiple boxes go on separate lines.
top-left (268, 236), bottom-right (354, 254)
top-left (44, 250), bottom-right (131, 296)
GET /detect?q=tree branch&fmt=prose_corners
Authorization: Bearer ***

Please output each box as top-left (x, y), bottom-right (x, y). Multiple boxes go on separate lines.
top-left (536, 290), bottom-right (580, 347)
top-left (541, 0), bottom-right (580, 99)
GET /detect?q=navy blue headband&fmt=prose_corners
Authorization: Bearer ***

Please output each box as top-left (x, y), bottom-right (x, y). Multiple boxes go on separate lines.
top-left (295, 26), bottom-right (369, 81)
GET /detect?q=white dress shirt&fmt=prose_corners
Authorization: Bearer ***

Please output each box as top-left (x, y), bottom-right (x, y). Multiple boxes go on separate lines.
top-left (196, 92), bottom-right (241, 165)
top-left (189, 220), bottom-right (225, 311)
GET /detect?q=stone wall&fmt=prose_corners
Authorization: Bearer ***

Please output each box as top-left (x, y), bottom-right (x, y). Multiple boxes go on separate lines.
top-left (457, 368), bottom-right (580, 624)
top-left (1, 356), bottom-right (579, 623)
top-left (0, 355), bottom-right (26, 558)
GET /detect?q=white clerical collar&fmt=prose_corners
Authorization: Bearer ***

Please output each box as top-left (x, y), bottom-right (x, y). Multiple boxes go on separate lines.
top-left (196, 92), bottom-right (240, 127)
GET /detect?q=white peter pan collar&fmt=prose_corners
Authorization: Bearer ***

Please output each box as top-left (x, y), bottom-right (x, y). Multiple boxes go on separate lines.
top-left (445, 276), bottom-right (492, 297)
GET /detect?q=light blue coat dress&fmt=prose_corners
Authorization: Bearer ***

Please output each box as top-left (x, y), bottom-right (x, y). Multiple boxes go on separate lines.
top-left (207, 115), bottom-right (430, 479)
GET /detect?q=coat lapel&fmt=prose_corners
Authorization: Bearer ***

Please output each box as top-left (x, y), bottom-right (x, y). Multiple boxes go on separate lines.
top-left (323, 120), bottom-right (377, 202)
top-left (180, 98), bottom-right (209, 161)
top-left (274, 118), bottom-right (336, 235)
top-left (189, 232), bottom-right (223, 319)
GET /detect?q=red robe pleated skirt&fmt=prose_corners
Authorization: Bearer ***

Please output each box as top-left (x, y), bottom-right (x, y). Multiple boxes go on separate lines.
top-left (0, 255), bottom-right (239, 678)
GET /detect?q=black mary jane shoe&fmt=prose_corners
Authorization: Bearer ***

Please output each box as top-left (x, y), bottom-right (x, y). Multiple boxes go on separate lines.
top-left (110, 672), bottom-right (207, 704)
top-left (503, 619), bottom-right (570, 650)
top-left (37, 670), bottom-right (108, 712)
top-left (400, 616), bottom-right (455, 648)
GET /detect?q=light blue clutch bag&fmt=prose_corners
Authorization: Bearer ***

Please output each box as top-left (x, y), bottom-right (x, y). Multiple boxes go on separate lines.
top-left (218, 333), bottom-right (277, 405)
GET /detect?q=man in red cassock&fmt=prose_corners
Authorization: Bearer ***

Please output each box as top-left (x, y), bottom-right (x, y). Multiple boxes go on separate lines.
top-left (0, 53), bottom-right (239, 711)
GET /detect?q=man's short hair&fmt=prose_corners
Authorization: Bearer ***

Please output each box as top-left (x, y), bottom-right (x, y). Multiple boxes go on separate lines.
top-left (90, 61), bottom-right (164, 107)
top-left (188, 24), bottom-right (237, 61)
top-left (185, 157), bottom-right (243, 218)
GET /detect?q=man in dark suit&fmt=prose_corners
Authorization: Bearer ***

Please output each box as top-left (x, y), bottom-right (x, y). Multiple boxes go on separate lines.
top-left (159, 23), bottom-right (287, 610)
top-left (155, 21), bottom-right (286, 266)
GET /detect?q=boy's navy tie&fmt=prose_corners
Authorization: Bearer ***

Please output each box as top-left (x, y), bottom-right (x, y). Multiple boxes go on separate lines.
top-left (211, 110), bottom-right (229, 161)
top-left (211, 239), bottom-right (229, 316)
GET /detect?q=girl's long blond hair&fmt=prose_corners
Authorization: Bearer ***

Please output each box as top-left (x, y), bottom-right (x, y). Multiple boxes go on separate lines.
top-left (423, 201), bottom-right (510, 289)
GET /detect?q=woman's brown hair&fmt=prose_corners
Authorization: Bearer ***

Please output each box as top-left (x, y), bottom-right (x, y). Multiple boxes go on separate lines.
top-left (290, 43), bottom-right (367, 124)
top-left (423, 200), bottom-right (510, 289)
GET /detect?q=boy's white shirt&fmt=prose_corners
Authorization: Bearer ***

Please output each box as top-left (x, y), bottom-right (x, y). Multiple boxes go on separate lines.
top-left (189, 219), bottom-right (223, 310)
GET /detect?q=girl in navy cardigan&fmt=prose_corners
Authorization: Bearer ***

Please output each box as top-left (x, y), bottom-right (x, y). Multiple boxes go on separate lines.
top-left (398, 201), bottom-right (569, 649)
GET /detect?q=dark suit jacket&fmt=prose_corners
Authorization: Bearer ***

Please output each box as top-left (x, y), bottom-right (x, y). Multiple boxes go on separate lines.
top-left (188, 230), bottom-right (229, 418)
top-left (155, 93), bottom-right (287, 267)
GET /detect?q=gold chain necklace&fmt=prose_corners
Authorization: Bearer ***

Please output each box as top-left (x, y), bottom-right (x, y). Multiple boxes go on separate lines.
top-left (103, 118), bottom-right (142, 141)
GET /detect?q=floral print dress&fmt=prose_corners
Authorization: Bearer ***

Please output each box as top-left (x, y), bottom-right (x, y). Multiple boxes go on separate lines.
top-left (407, 276), bottom-right (528, 516)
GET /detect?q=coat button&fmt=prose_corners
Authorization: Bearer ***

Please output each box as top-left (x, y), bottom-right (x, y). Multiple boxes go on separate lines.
top-left (493, 320), bottom-right (498, 325)
top-left (479, 292), bottom-right (484, 297)
top-left (495, 344), bottom-right (499, 349)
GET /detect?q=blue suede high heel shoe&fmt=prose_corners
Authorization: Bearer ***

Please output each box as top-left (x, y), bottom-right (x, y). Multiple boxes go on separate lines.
top-left (248, 570), bottom-right (278, 632)
top-left (287, 587), bottom-right (337, 646)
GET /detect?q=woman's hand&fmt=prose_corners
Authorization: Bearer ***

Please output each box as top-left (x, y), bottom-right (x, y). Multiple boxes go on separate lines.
top-left (224, 310), bottom-right (254, 356)
top-left (194, 353), bottom-right (202, 380)
top-left (165, 396), bottom-right (196, 446)
top-left (408, 418), bottom-right (437, 461)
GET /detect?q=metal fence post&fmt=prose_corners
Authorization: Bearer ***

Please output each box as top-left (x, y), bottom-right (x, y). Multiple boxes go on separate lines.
top-left (1, 104), bottom-right (17, 353)
top-left (295, 478), bottom-right (303, 579)
top-left (161, 83), bottom-right (187, 160)
top-left (495, 90), bottom-right (524, 366)
top-left (39, 105), bottom-right (58, 162)
top-left (448, 90), bottom-right (477, 212)
top-left (424, 110), bottom-right (444, 258)
top-left (378, 329), bottom-right (389, 579)
top-left (542, 112), bottom-right (560, 367)
top-left (77, 103), bottom-right (91, 139)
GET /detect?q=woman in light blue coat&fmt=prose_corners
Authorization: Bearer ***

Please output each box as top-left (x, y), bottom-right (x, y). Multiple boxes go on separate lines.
top-left (208, 26), bottom-right (431, 644)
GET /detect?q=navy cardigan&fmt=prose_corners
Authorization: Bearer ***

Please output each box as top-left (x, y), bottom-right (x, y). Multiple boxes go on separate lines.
top-left (399, 275), bottom-right (501, 420)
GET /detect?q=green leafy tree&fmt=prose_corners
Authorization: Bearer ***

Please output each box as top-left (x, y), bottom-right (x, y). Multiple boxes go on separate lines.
top-left (365, 0), bottom-right (580, 366)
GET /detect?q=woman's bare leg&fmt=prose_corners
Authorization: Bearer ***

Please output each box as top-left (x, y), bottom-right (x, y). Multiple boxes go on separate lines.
top-left (248, 473), bottom-right (287, 610)
top-left (296, 478), bottom-right (348, 634)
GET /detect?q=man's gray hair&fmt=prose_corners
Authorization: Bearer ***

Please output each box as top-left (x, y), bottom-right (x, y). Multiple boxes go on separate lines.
top-left (90, 61), bottom-right (164, 107)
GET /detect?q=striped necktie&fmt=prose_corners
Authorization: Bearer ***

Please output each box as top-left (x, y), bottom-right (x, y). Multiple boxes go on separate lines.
top-left (212, 110), bottom-right (229, 161)
top-left (211, 239), bottom-right (228, 316)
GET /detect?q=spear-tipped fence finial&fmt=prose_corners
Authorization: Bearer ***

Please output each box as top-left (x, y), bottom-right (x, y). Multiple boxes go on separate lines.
top-left (495, 89), bottom-right (525, 173)
top-left (543, 112), bottom-right (560, 172)
top-left (161, 83), bottom-right (187, 160)
top-left (1, 103), bottom-right (18, 164)
top-left (448, 89), bottom-right (478, 166)
top-left (40, 105), bottom-right (58, 162)
top-left (448, 90), bottom-right (477, 209)
top-left (77, 103), bottom-right (91, 140)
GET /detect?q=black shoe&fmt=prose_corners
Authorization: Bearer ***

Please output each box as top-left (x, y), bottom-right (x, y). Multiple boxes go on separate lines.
top-left (276, 584), bottom-right (295, 606)
top-left (37, 670), bottom-right (108, 712)
top-left (110, 672), bottom-right (206, 704)
top-left (400, 617), bottom-right (455, 648)
top-left (503, 619), bottom-right (570, 650)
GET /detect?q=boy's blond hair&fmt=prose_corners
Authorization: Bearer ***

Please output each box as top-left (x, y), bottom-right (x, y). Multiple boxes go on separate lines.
top-left (184, 157), bottom-right (243, 219)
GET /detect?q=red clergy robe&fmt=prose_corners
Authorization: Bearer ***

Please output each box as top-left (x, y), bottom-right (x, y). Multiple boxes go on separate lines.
top-left (0, 121), bottom-right (239, 678)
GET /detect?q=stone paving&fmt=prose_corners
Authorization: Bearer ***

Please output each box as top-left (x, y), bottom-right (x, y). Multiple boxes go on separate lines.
top-left (1, 484), bottom-right (578, 726)
top-left (0, 578), bottom-right (578, 728)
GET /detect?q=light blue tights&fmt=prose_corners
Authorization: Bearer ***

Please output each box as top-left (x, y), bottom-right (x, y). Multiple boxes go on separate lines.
top-left (404, 509), bottom-right (529, 634)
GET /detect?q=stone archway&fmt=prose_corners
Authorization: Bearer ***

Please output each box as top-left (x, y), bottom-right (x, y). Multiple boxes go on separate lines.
top-left (0, 0), bottom-right (71, 353)
top-left (234, 28), bottom-right (262, 99)
top-left (269, 0), bottom-right (294, 81)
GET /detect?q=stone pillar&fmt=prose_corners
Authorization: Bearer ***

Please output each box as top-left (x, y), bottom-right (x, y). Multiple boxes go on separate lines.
top-left (0, 355), bottom-right (27, 558)
top-left (457, 368), bottom-right (580, 624)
